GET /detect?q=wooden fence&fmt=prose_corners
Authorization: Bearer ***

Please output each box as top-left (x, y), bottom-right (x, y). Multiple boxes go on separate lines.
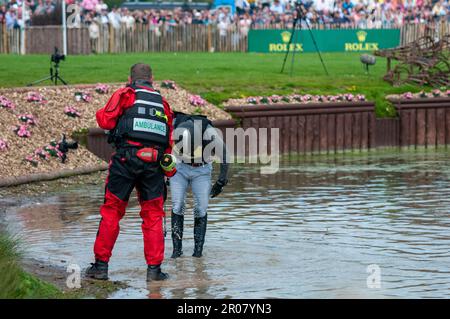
top-left (1, 22), bottom-right (448, 55)
top-left (0, 24), bottom-right (21, 54)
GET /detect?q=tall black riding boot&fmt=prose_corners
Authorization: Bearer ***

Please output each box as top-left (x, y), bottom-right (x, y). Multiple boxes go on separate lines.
top-left (193, 214), bottom-right (207, 258)
top-left (171, 212), bottom-right (184, 259)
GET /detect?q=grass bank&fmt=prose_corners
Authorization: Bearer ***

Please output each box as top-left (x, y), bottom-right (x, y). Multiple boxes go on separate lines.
top-left (0, 230), bottom-right (126, 299)
top-left (0, 233), bottom-right (60, 298)
top-left (0, 52), bottom-right (421, 117)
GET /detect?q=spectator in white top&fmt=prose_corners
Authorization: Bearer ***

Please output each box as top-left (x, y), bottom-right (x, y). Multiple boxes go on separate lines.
top-left (99, 8), bottom-right (109, 25)
top-left (96, 0), bottom-right (108, 14)
top-left (5, 7), bottom-right (18, 29)
top-left (121, 9), bottom-right (135, 30)
top-left (238, 12), bottom-right (252, 36)
top-left (108, 7), bottom-right (121, 29)
top-left (218, 16), bottom-right (229, 36)
top-left (270, 0), bottom-right (285, 14)
top-left (315, 0), bottom-right (333, 13)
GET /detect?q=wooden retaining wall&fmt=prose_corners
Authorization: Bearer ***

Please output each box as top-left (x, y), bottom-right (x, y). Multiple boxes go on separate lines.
top-left (389, 97), bottom-right (450, 148)
top-left (225, 102), bottom-right (377, 155)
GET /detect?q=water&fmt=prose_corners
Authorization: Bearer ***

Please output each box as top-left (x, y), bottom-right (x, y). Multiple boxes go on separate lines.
top-left (1, 150), bottom-right (450, 298)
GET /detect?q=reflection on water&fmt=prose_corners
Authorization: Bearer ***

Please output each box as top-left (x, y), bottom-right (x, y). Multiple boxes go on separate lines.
top-left (1, 150), bottom-right (450, 298)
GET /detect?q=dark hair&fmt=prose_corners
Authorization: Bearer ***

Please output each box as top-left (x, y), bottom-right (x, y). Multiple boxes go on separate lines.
top-left (130, 63), bottom-right (152, 82)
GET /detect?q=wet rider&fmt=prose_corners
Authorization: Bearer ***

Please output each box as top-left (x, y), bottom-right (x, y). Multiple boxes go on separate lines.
top-left (170, 112), bottom-right (230, 258)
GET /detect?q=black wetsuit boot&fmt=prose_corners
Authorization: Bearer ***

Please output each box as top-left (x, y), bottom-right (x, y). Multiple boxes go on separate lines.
top-left (85, 260), bottom-right (108, 280)
top-left (147, 264), bottom-right (169, 281)
top-left (193, 214), bottom-right (207, 258)
top-left (171, 212), bottom-right (184, 258)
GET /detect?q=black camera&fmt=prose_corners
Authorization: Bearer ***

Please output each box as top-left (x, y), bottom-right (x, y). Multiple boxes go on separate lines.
top-left (58, 134), bottom-right (78, 163)
top-left (51, 47), bottom-right (65, 64)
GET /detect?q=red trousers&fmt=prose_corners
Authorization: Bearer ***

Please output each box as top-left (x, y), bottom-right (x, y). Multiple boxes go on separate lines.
top-left (93, 149), bottom-right (166, 265)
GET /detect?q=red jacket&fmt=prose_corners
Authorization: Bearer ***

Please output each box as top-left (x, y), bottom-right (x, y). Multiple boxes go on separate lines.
top-left (96, 85), bottom-right (174, 155)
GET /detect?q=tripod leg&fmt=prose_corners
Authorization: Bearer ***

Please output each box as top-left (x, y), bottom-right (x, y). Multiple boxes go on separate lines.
top-left (27, 76), bottom-right (53, 87)
top-left (56, 75), bottom-right (68, 85)
top-left (290, 20), bottom-right (301, 76)
top-left (304, 19), bottom-right (329, 76)
top-left (280, 19), bottom-right (298, 74)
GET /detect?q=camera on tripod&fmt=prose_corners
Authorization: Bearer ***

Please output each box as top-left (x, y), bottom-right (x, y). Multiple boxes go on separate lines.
top-left (28, 47), bottom-right (68, 86)
top-left (280, 0), bottom-right (328, 76)
top-left (51, 47), bottom-right (65, 64)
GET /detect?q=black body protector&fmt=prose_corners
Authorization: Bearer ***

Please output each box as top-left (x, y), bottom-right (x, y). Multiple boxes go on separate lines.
top-left (173, 112), bottom-right (213, 163)
top-left (113, 84), bottom-right (170, 148)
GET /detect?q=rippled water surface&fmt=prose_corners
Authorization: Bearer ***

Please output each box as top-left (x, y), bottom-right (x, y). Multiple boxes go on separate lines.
top-left (1, 150), bottom-right (450, 298)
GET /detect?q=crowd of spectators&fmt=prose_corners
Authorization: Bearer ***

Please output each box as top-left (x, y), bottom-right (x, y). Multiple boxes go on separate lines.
top-left (1, 0), bottom-right (449, 32)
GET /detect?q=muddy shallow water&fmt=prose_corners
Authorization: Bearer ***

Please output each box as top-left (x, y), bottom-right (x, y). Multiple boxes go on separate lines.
top-left (1, 150), bottom-right (450, 298)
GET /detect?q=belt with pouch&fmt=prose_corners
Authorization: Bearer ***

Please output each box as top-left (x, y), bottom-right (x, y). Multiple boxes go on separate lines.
top-left (119, 140), bottom-right (161, 163)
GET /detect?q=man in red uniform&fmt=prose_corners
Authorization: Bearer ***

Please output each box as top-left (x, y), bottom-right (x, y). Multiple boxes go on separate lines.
top-left (86, 63), bottom-right (175, 281)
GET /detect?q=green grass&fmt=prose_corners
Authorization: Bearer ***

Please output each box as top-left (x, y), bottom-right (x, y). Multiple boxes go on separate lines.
top-left (0, 52), bottom-right (423, 116)
top-left (0, 233), bottom-right (60, 298)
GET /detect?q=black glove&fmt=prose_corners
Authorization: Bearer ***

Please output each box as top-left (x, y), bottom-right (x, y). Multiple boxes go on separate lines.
top-left (210, 179), bottom-right (227, 198)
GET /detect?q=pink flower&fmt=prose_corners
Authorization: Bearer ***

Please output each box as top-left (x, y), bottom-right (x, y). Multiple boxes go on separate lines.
top-left (270, 95), bottom-right (281, 103)
top-left (74, 92), bottom-right (92, 103)
top-left (18, 114), bottom-right (37, 125)
top-left (189, 95), bottom-right (206, 107)
top-left (95, 84), bottom-right (110, 94)
top-left (34, 147), bottom-right (49, 160)
top-left (302, 94), bottom-right (312, 102)
top-left (14, 125), bottom-right (32, 138)
top-left (161, 80), bottom-right (177, 90)
top-left (27, 92), bottom-right (46, 103)
top-left (0, 138), bottom-right (8, 151)
top-left (446, 90), bottom-right (450, 97)
top-left (356, 94), bottom-right (366, 101)
top-left (432, 89), bottom-right (441, 97)
top-left (402, 92), bottom-right (413, 99)
top-left (0, 96), bottom-right (15, 109)
top-left (316, 95), bottom-right (326, 102)
top-left (64, 106), bottom-right (81, 118)
top-left (328, 95), bottom-right (337, 102)
top-left (292, 94), bottom-right (302, 102)
top-left (43, 144), bottom-right (64, 158)
top-left (25, 155), bottom-right (39, 167)
top-left (344, 93), bottom-right (354, 101)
